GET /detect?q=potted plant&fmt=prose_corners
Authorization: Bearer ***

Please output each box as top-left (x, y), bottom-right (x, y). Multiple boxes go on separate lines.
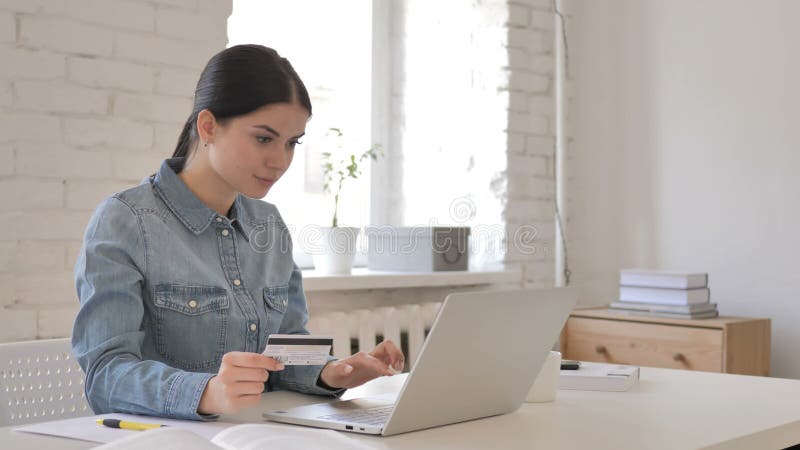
top-left (312, 128), bottom-right (382, 274)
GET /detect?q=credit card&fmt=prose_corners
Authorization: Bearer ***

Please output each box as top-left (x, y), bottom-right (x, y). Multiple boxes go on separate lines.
top-left (262, 334), bottom-right (333, 366)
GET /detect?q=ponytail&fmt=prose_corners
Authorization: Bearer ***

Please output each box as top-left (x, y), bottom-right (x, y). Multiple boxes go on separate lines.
top-left (169, 45), bottom-right (312, 159)
top-left (172, 117), bottom-right (195, 158)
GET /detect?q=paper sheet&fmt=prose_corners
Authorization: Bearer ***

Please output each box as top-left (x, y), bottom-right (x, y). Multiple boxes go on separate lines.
top-left (13, 413), bottom-right (236, 444)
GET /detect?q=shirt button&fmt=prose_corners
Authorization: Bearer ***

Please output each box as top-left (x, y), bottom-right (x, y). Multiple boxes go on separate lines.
top-left (249, 323), bottom-right (257, 332)
top-left (233, 279), bottom-right (241, 286)
top-left (215, 217), bottom-right (223, 222)
top-left (221, 229), bottom-right (230, 236)
top-left (187, 299), bottom-right (198, 308)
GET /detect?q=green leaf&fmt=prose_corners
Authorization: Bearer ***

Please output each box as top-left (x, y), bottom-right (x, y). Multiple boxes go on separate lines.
top-left (318, 130), bottom-right (385, 222)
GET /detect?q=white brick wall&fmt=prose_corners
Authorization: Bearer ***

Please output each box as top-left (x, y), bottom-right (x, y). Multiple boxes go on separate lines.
top-left (19, 17), bottom-right (114, 56)
top-left (1, 11), bottom-right (16, 42)
top-left (0, 145), bottom-right (13, 175)
top-left (149, 0), bottom-right (198, 9)
top-left (115, 32), bottom-right (216, 68)
top-left (15, 81), bottom-right (110, 114)
top-left (17, 144), bottom-right (113, 179)
top-left (0, 81), bottom-right (10, 106)
top-left (0, 241), bottom-right (65, 273)
top-left (63, 117), bottom-right (153, 149)
top-left (156, 8), bottom-right (227, 43)
top-left (0, 112), bottom-right (61, 142)
top-left (114, 92), bottom-right (192, 122)
top-left (155, 68), bottom-right (199, 97)
top-left (38, 305), bottom-right (80, 338)
top-left (0, 310), bottom-right (37, 341)
top-left (59, 0), bottom-right (156, 33)
top-left (14, 272), bottom-right (76, 306)
top-left (153, 122), bottom-right (181, 152)
top-left (0, 0), bottom-right (231, 341)
top-left (0, 47), bottom-right (65, 79)
top-left (6, 211), bottom-right (89, 241)
top-left (504, 0), bottom-right (557, 287)
top-left (1, 0), bottom-right (558, 343)
top-left (561, 3), bottom-right (577, 291)
top-left (0, 179), bottom-right (64, 209)
top-left (65, 180), bottom-right (136, 210)
top-left (111, 150), bottom-right (163, 182)
top-left (68, 57), bottom-right (156, 92)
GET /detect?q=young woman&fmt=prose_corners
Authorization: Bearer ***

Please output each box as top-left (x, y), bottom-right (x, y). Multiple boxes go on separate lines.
top-left (72, 45), bottom-right (404, 420)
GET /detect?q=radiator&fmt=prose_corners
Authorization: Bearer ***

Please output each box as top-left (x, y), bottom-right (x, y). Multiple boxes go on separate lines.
top-left (306, 302), bottom-right (442, 372)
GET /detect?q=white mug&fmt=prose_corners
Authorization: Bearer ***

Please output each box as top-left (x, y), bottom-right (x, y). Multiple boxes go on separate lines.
top-left (526, 351), bottom-right (562, 403)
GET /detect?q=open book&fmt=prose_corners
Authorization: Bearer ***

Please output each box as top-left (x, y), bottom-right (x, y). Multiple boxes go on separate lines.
top-left (94, 422), bottom-right (372, 450)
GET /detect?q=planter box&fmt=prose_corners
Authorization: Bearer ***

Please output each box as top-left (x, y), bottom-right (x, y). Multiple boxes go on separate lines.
top-left (365, 226), bottom-right (470, 272)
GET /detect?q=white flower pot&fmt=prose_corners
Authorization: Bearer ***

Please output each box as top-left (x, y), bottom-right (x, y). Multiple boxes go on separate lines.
top-left (312, 226), bottom-right (360, 275)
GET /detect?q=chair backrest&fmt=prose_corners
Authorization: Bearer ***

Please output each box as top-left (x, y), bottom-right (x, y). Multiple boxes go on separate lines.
top-left (0, 338), bottom-right (91, 426)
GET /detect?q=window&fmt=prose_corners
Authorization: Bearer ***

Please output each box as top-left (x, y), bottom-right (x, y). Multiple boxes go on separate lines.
top-left (228, 0), bottom-right (375, 267)
top-left (229, 1), bottom-right (512, 270)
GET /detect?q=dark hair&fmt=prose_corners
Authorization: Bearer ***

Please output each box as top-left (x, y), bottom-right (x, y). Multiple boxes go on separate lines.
top-left (173, 44), bottom-right (312, 158)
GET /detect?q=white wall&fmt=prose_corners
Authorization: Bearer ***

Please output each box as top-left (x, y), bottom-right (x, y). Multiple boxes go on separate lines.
top-left (504, 0), bottom-right (558, 286)
top-left (569, 0), bottom-right (800, 378)
top-left (0, 0), bottom-right (231, 340)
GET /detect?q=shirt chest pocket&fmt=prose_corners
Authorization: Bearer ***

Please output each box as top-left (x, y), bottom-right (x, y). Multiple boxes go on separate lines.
top-left (263, 284), bottom-right (288, 333)
top-left (153, 284), bottom-right (229, 371)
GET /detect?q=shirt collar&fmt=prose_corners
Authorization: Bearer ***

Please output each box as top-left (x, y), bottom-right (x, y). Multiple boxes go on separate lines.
top-left (151, 157), bottom-right (255, 241)
top-left (229, 195), bottom-right (256, 242)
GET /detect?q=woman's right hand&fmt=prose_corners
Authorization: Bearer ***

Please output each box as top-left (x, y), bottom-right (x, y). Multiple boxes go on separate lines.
top-left (198, 351), bottom-right (284, 415)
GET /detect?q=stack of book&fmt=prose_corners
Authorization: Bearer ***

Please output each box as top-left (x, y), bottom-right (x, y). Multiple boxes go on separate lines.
top-left (609, 269), bottom-right (719, 319)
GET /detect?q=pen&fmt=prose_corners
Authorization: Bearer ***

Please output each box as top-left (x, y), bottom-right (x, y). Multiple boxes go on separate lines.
top-left (95, 418), bottom-right (166, 431)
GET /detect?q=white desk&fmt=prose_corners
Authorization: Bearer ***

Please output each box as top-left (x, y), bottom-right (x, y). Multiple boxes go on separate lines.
top-left (4, 367), bottom-right (800, 449)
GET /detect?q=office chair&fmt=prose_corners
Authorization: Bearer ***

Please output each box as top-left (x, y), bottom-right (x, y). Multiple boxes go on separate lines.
top-left (0, 338), bottom-right (90, 426)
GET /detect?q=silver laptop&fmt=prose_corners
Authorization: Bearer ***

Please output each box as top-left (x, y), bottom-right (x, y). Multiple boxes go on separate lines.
top-left (263, 287), bottom-right (576, 436)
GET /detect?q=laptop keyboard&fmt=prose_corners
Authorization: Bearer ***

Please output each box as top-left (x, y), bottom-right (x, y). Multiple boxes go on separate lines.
top-left (317, 405), bottom-right (394, 426)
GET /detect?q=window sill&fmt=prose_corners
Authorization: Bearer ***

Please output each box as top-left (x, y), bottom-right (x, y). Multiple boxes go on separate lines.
top-left (301, 266), bottom-right (522, 292)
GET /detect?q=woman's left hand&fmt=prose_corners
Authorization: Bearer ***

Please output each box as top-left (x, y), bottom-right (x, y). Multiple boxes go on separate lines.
top-left (319, 340), bottom-right (405, 389)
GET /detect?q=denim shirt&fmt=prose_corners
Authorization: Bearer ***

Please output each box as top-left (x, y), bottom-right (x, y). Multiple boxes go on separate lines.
top-left (72, 157), bottom-right (341, 420)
